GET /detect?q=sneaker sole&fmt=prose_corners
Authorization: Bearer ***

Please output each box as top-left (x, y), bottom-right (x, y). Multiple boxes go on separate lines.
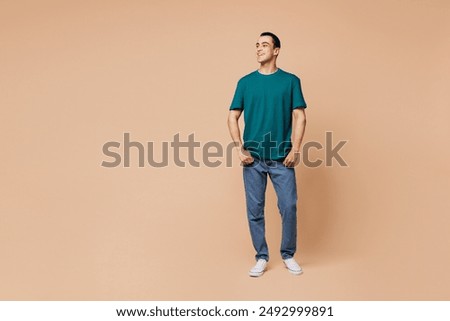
top-left (285, 267), bottom-right (303, 275)
top-left (249, 270), bottom-right (265, 277)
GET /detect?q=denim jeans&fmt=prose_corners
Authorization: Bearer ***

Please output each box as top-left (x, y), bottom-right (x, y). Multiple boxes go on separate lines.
top-left (243, 157), bottom-right (298, 262)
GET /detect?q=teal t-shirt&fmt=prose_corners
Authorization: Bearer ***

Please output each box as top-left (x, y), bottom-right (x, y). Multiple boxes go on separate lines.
top-left (229, 68), bottom-right (307, 161)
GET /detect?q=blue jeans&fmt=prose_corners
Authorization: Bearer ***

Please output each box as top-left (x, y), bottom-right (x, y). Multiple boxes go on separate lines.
top-left (243, 157), bottom-right (298, 262)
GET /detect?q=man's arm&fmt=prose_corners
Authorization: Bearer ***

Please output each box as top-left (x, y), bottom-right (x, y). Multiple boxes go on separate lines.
top-left (227, 110), bottom-right (243, 149)
top-left (227, 110), bottom-right (254, 165)
top-left (291, 108), bottom-right (307, 152)
top-left (283, 108), bottom-right (307, 167)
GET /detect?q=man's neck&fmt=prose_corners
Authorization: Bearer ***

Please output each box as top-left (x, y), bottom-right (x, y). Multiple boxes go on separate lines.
top-left (258, 63), bottom-right (278, 75)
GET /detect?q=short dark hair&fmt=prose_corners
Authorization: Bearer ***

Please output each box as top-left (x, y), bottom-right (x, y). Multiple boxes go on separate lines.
top-left (260, 32), bottom-right (281, 49)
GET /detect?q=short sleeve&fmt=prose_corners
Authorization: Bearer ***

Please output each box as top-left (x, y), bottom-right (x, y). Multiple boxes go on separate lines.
top-left (229, 79), bottom-right (245, 110)
top-left (292, 76), bottom-right (307, 109)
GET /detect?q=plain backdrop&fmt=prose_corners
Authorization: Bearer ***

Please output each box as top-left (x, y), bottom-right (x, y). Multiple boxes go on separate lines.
top-left (1, 0), bottom-right (449, 300)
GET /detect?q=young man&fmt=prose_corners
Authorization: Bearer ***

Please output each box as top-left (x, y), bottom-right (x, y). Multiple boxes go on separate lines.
top-left (227, 32), bottom-right (307, 277)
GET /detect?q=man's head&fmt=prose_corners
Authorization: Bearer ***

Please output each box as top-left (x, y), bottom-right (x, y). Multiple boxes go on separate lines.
top-left (256, 32), bottom-right (281, 64)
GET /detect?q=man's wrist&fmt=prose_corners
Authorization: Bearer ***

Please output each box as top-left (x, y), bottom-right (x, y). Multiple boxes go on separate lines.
top-left (232, 141), bottom-right (242, 149)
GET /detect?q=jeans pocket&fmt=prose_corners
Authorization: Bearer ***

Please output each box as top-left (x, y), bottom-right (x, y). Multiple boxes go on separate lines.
top-left (243, 161), bottom-right (255, 167)
top-left (277, 160), bottom-right (293, 168)
top-left (243, 157), bottom-right (258, 167)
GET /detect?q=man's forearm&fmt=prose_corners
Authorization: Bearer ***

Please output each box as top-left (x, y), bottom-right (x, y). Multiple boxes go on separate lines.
top-left (291, 112), bottom-right (307, 152)
top-left (227, 118), bottom-right (243, 151)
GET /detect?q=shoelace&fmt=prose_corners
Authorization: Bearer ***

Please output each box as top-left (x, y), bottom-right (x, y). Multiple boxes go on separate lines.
top-left (284, 259), bottom-right (301, 269)
top-left (254, 259), bottom-right (267, 269)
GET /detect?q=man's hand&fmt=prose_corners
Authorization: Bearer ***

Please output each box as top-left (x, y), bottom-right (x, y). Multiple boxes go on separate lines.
top-left (283, 150), bottom-right (300, 167)
top-left (239, 147), bottom-right (254, 166)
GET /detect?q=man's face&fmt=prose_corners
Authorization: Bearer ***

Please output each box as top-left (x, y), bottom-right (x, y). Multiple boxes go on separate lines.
top-left (256, 35), bottom-right (279, 64)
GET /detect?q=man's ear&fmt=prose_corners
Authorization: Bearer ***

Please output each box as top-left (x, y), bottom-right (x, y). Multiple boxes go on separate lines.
top-left (274, 48), bottom-right (280, 56)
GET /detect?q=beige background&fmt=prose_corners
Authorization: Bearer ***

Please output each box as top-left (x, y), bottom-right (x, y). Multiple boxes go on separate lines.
top-left (1, 0), bottom-right (449, 300)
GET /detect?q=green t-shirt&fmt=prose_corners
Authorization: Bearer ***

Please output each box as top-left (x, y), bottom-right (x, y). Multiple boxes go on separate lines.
top-left (229, 68), bottom-right (307, 161)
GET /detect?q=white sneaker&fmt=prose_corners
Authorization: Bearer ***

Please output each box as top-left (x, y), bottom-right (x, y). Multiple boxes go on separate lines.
top-left (283, 258), bottom-right (303, 275)
top-left (249, 259), bottom-right (268, 277)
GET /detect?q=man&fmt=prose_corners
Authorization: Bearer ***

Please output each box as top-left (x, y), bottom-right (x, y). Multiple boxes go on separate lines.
top-left (227, 32), bottom-right (307, 277)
